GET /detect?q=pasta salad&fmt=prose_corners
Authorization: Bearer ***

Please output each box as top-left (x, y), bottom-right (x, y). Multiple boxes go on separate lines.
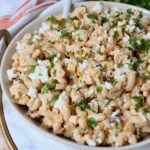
top-left (7, 2), bottom-right (150, 147)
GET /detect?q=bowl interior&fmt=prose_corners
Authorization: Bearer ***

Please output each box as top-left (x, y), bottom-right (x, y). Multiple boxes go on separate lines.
top-left (1, 1), bottom-right (150, 150)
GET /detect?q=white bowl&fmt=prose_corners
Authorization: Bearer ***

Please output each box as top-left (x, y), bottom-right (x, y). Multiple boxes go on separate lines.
top-left (1, 1), bottom-right (150, 150)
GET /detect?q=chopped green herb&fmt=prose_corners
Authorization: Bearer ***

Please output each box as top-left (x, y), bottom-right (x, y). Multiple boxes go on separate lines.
top-left (48, 15), bottom-right (59, 24)
top-left (117, 62), bottom-right (123, 68)
top-left (68, 16), bottom-right (78, 21)
top-left (96, 64), bottom-right (107, 72)
top-left (140, 39), bottom-right (150, 54)
top-left (87, 13), bottom-right (97, 20)
top-left (141, 72), bottom-right (150, 80)
top-left (11, 95), bottom-right (16, 100)
top-left (47, 93), bottom-right (60, 104)
top-left (114, 120), bottom-right (119, 129)
top-left (60, 29), bottom-right (71, 39)
top-left (143, 108), bottom-right (149, 117)
top-left (129, 38), bottom-right (138, 49)
top-left (132, 95), bottom-right (144, 111)
top-left (77, 36), bottom-right (83, 42)
top-left (129, 38), bottom-right (150, 54)
top-left (96, 86), bottom-right (103, 93)
top-left (113, 31), bottom-right (119, 41)
top-left (101, 64), bottom-right (107, 72)
top-left (74, 26), bottom-right (80, 30)
top-left (79, 99), bottom-right (90, 110)
top-left (106, 98), bottom-right (112, 105)
top-left (109, 79), bottom-right (117, 85)
top-left (111, 21), bottom-right (118, 28)
top-left (127, 8), bottom-right (132, 15)
top-left (87, 117), bottom-right (97, 128)
top-left (30, 66), bottom-right (36, 73)
top-left (41, 80), bottom-right (58, 93)
top-left (53, 69), bottom-right (57, 77)
top-left (48, 40), bottom-right (54, 44)
top-left (128, 59), bottom-right (139, 70)
top-left (135, 18), bottom-right (142, 29)
top-left (41, 83), bottom-right (51, 94)
top-left (101, 17), bottom-right (109, 24)
top-left (98, 75), bottom-right (104, 83)
top-left (47, 54), bottom-right (57, 68)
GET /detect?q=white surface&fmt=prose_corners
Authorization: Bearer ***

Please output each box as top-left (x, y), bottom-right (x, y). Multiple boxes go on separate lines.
top-left (2, 95), bottom-right (78, 150)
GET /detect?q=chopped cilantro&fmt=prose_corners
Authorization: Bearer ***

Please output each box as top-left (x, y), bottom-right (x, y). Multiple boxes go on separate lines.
top-left (129, 38), bottom-right (150, 54)
top-left (48, 40), bottom-right (54, 44)
top-left (101, 17), bottom-right (109, 24)
top-left (77, 35), bottom-right (83, 42)
top-left (48, 15), bottom-right (59, 24)
top-left (95, 64), bottom-right (107, 72)
top-left (143, 108), bottom-right (149, 116)
top-left (140, 39), bottom-right (150, 54)
top-left (117, 62), bottom-right (123, 68)
top-left (47, 94), bottom-right (60, 104)
top-left (106, 98), bottom-right (112, 105)
top-left (101, 64), bottom-right (107, 72)
top-left (113, 31), bottom-right (119, 41)
top-left (60, 29), bottom-right (71, 39)
top-left (141, 72), bottom-right (150, 80)
top-left (114, 120), bottom-right (119, 129)
top-left (41, 80), bottom-right (58, 93)
top-left (111, 21), bottom-right (118, 28)
top-left (87, 13), bottom-right (97, 20)
top-left (11, 95), bottom-right (16, 100)
top-left (135, 18), bottom-right (142, 29)
top-left (30, 66), bottom-right (36, 73)
top-left (68, 16), bottom-right (78, 21)
top-left (87, 117), bottom-right (97, 128)
top-left (132, 95), bottom-right (144, 111)
top-left (96, 86), bottom-right (103, 93)
top-left (128, 59), bottom-right (139, 70)
top-left (47, 54), bottom-right (57, 68)
top-left (53, 69), bottom-right (57, 77)
top-left (79, 99), bottom-right (90, 110)
top-left (127, 8), bottom-right (132, 15)
top-left (129, 38), bottom-right (138, 49)
top-left (74, 26), bottom-right (80, 30)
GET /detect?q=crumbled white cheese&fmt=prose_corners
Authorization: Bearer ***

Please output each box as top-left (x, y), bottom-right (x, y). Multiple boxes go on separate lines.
top-left (7, 68), bottom-right (17, 81)
top-left (54, 91), bottom-right (68, 109)
top-left (111, 110), bottom-right (120, 118)
top-left (32, 34), bottom-right (41, 42)
top-left (135, 27), bottom-right (141, 33)
top-left (27, 87), bottom-right (37, 99)
top-left (73, 84), bottom-right (79, 90)
top-left (126, 25), bottom-right (135, 33)
top-left (136, 40), bottom-right (141, 45)
top-left (92, 2), bottom-right (102, 13)
top-left (29, 65), bottom-right (48, 83)
top-left (87, 140), bottom-right (96, 147)
top-left (39, 22), bottom-right (50, 33)
top-left (123, 35), bottom-right (130, 44)
top-left (85, 87), bottom-right (95, 98)
top-left (145, 33), bottom-right (150, 40)
top-left (104, 82), bottom-right (113, 90)
top-left (129, 25), bottom-right (135, 32)
top-left (64, 58), bottom-right (70, 64)
top-left (129, 19), bottom-right (135, 25)
top-left (114, 64), bottom-right (129, 81)
top-left (108, 36), bottom-right (113, 43)
top-left (139, 112), bottom-right (147, 122)
top-left (79, 60), bottom-right (88, 70)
